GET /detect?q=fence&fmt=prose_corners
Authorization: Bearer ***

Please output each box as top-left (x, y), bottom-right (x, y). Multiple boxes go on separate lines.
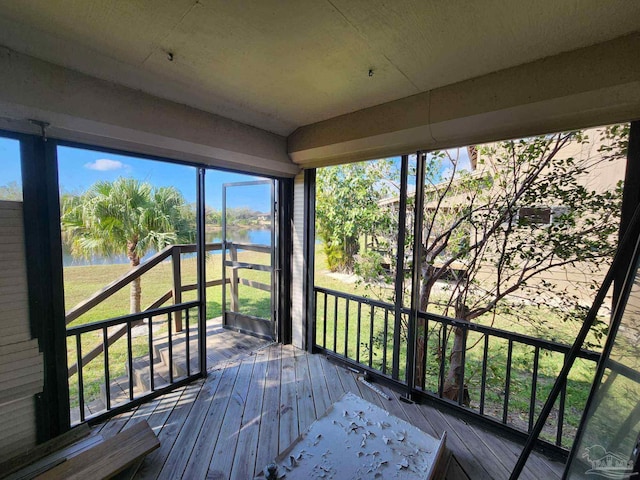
top-left (65, 241), bottom-right (267, 424)
top-left (313, 286), bottom-right (605, 450)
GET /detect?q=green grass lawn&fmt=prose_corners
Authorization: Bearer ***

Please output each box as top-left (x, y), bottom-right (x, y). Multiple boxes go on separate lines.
top-left (313, 243), bottom-right (604, 447)
top-left (64, 248), bottom-right (272, 410)
top-left (65, 242), bottom-right (603, 447)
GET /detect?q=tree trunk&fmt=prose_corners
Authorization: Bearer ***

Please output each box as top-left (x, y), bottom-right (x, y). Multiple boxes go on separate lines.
top-left (344, 235), bottom-right (359, 271)
top-left (442, 302), bottom-right (470, 405)
top-left (415, 264), bottom-right (436, 389)
top-left (128, 240), bottom-right (141, 314)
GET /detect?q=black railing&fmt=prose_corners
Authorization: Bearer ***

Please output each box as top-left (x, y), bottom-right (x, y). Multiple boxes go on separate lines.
top-left (315, 287), bottom-right (401, 378)
top-left (64, 239), bottom-right (273, 425)
top-left (66, 301), bottom-right (201, 424)
top-left (412, 309), bottom-right (602, 448)
top-left (313, 286), bottom-right (605, 450)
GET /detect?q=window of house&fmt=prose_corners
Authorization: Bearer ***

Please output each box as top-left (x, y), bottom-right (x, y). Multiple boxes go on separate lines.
top-left (518, 207), bottom-right (552, 225)
top-left (517, 206), bottom-right (568, 226)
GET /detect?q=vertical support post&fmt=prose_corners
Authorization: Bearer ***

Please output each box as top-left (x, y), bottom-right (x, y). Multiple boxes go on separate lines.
top-left (196, 168), bottom-right (207, 377)
top-left (172, 247), bottom-right (183, 332)
top-left (405, 151), bottom-right (426, 399)
top-left (21, 135), bottom-right (70, 440)
top-left (614, 121), bottom-right (640, 307)
top-left (102, 327), bottom-right (111, 410)
top-left (392, 155), bottom-right (409, 379)
top-left (127, 322), bottom-right (134, 400)
top-left (221, 183), bottom-right (227, 327)
top-left (76, 335), bottom-right (84, 423)
top-left (277, 178), bottom-right (293, 344)
top-left (270, 179), bottom-right (276, 339)
top-left (229, 244), bottom-right (239, 312)
top-left (304, 169), bottom-right (317, 352)
top-left (480, 334), bottom-right (489, 415)
top-left (148, 316), bottom-right (155, 391)
top-left (528, 346), bottom-right (539, 431)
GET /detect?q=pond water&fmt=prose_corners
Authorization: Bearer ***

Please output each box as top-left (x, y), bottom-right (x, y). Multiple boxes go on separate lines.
top-left (62, 228), bottom-right (272, 267)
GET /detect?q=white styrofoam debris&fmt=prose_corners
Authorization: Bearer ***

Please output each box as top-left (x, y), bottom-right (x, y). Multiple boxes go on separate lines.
top-left (270, 393), bottom-right (444, 479)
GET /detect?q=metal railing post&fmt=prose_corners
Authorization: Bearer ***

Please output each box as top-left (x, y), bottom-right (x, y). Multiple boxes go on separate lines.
top-left (172, 246), bottom-right (183, 332)
top-left (404, 151), bottom-right (426, 400)
top-left (304, 169), bottom-right (317, 352)
top-left (196, 168), bottom-right (207, 377)
top-left (392, 155), bottom-right (409, 380)
top-left (229, 244), bottom-right (239, 312)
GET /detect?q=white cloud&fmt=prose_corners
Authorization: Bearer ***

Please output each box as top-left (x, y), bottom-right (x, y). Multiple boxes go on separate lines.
top-left (84, 159), bottom-right (128, 171)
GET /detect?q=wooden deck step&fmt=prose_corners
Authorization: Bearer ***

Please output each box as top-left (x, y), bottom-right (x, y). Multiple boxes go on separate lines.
top-left (156, 345), bottom-right (198, 380)
top-left (153, 334), bottom-right (200, 374)
top-left (70, 397), bottom-right (107, 425)
top-left (68, 318), bottom-right (271, 426)
top-left (127, 356), bottom-right (171, 394)
top-left (36, 420), bottom-right (159, 480)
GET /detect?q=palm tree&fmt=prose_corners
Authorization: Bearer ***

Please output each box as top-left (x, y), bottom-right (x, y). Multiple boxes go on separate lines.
top-left (61, 178), bottom-right (194, 314)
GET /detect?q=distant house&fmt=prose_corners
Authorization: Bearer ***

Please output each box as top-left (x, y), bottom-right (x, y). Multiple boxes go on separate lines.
top-left (256, 213), bottom-right (271, 223)
top-left (376, 126), bottom-right (625, 303)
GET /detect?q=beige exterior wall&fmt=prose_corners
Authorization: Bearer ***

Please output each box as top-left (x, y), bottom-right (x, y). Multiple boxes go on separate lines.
top-left (380, 126), bottom-right (625, 304)
top-left (472, 127), bottom-right (625, 303)
top-left (0, 201), bottom-right (43, 463)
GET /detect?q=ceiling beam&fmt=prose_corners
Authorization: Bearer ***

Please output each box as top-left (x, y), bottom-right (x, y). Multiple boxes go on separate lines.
top-left (0, 47), bottom-right (299, 177)
top-left (288, 32), bottom-right (640, 167)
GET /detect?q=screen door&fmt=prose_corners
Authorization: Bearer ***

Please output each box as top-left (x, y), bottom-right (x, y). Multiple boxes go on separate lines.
top-left (222, 180), bottom-right (275, 339)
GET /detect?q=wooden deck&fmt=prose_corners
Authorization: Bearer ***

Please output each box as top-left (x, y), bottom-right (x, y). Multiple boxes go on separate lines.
top-left (94, 343), bottom-right (566, 479)
top-left (71, 318), bottom-right (270, 423)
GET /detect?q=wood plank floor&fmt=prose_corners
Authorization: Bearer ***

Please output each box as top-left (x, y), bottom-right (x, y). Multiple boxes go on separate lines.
top-left (202, 318), bottom-right (271, 367)
top-left (94, 344), bottom-right (565, 479)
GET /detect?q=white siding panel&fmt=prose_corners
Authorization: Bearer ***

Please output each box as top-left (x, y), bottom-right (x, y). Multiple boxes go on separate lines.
top-left (0, 201), bottom-right (43, 464)
top-left (291, 173), bottom-right (306, 349)
top-left (0, 398), bottom-right (37, 463)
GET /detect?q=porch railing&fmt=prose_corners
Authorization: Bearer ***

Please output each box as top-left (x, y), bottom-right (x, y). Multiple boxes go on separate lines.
top-left (65, 243), bottom-right (226, 379)
top-left (65, 241), bottom-right (261, 424)
top-left (66, 301), bottom-right (200, 423)
top-left (312, 286), bottom-right (610, 451)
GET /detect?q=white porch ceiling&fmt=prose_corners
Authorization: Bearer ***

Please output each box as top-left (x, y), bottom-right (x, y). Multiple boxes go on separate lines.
top-left (0, 0), bottom-right (639, 137)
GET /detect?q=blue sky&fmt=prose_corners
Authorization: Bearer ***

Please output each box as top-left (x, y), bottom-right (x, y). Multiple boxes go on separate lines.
top-left (0, 137), bottom-right (472, 208)
top-left (0, 137), bottom-right (271, 212)
top-left (0, 137), bottom-right (21, 187)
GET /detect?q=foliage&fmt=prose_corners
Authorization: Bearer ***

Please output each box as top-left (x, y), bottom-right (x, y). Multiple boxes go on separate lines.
top-left (0, 181), bottom-right (22, 201)
top-left (415, 128), bottom-right (626, 400)
top-left (206, 207), bottom-right (222, 226)
top-left (419, 129), bottom-right (624, 323)
top-left (334, 126), bottom-right (627, 402)
top-left (61, 177), bottom-right (194, 313)
top-left (354, 250), bottom-right (391, 283)
top-left (316, 160), bottom-right (396, 272)
top-left (206, 206), bottom-right (268, 227)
